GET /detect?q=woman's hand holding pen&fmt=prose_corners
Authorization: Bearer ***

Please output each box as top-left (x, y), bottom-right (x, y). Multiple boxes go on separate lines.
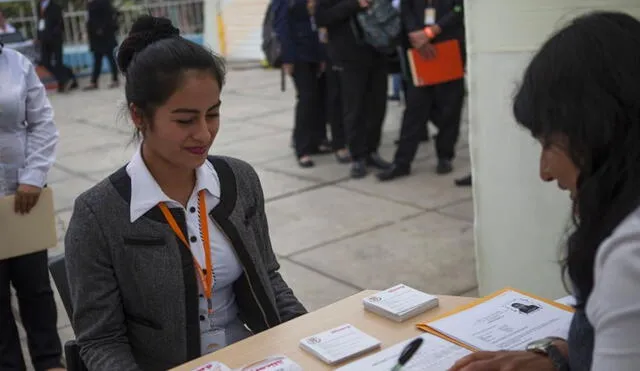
top-left (14, 184), bottom-right (42, 214)
top-left (448, 351), bottom-right (556, 371)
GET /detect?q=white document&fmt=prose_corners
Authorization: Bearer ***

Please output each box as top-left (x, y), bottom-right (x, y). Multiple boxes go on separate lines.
top-left (337, 333), bottom-right (472, 371)
top-left (299, 324), bottom-right (381, 365)
top-left (38, 19), bottom-right (46, 31)
top-left (428, 290), bottom-right (573, 351)
top-left (555, 295), bottom-right (576, 307)
top-left (363, 284), bottom-right (439, 321)
top-left (234, 355), bottom-right (302, 371)
top-left (191, 361), bottom-right (232, 371)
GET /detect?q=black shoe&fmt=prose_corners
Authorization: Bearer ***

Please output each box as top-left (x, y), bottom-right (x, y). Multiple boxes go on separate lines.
top-left (297, 156), bottom-right (315, 168)
top-left (455, 174), bottom-right (472, 187)
top-left (366, 153), bottom-right (392, 170)
top-left (334, 149), bottom-right (351, 164)
top-left (377, 164), bottom-right (410, 181)
top-left (350, 159), bottom-right (368, 179)
top-left (437, 159), bottom-right (453, 175)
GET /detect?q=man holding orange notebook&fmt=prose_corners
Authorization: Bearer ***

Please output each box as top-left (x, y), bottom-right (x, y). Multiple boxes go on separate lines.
top-left (378, 0), bottom-right (465, 181)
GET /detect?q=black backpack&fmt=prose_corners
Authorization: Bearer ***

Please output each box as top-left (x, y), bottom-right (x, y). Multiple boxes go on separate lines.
top-left (261, 1), bottom-right (282, 68)
top-left (354, 0), bottom-right (401, 54)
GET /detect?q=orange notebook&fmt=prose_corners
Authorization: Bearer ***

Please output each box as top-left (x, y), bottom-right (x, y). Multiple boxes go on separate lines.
top-left (406, 39), bottom-right (464, 87)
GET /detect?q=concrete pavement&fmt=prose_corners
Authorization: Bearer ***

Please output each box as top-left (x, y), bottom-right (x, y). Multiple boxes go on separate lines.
top-left (16, 67), bottom-right (476, 367)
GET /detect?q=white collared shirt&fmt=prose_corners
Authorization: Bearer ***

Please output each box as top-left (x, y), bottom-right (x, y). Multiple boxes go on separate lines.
top-left (126, 146), bottom-right (250, 353)
top-left (0, 48), bottom-right (58, 196)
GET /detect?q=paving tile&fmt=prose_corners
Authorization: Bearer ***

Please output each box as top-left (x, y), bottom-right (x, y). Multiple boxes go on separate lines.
top-left (338, 157), bottom-right (472, 210)
top-left (55, 210), bottom-right (73, 242)
top-left (55, 122), bottom-right (128, 158)
top-left (438, 199), bottom-right (475, 222)
top-left (265, 186), bottom-right (421, 256)
top-left (254, 167), bottom-right (319, 201)
top-left (55, 144), bottom-right (135, 175)
top-left (49, 177), bottom-right (97, 212)
top-left (211, 132), bottom-right (293, 166)
top-left (214, 121), bottom-right (285, 147)
top-left (262, 153), bottom-right (352, 183)
top-left (277, 259), bottom-right (360, 312)
top-left (292, 212), bottom-right (476, 295)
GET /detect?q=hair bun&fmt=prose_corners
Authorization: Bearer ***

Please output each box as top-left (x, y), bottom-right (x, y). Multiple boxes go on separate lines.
top-left (117, 15), bottom-right (180, 74)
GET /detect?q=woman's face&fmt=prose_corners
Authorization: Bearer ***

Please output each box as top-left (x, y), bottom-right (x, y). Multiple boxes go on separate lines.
top-left (538, 136), bottom-right (580, 200)
top-left (136, 70), bottom-right (221, 171)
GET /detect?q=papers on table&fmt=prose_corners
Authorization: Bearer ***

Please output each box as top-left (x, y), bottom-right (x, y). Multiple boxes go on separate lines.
top-left (299, 324), bottom-right (381, 365)
top-left (418, 288), bottom-right (574, 351)
top-left (555, 295), bottom-right (576, 307)
top-left (191, 361), bottom-right (232, 371)
top-left (363, 284), bottom-right (439, 322)
top-left (336, 333), bottom-right (472, 371)
top-left (235, 355), bottom-right (302, 371)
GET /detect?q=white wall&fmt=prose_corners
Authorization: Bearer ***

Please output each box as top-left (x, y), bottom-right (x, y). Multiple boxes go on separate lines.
top-left (467, 0), bottom-right (640, 298)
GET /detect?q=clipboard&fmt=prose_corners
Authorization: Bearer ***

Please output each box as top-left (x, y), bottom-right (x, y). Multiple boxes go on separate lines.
top-left (407, 39), bottom-right (464, 87)
top-left (0, 187), bottom-right (58, 260)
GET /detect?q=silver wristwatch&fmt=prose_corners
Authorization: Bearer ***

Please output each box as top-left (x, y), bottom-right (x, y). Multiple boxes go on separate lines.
top-left (526, 337), bottom-right (569, 371)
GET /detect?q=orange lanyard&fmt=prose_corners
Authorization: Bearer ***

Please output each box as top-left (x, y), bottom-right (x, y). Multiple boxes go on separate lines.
top-left (158, 190), bottom-right (214, 314)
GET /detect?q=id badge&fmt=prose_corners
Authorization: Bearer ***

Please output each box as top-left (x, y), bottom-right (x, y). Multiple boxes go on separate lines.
top-left (424, 7), bottom-right (436, 25)
top-left (38, 19), bottom-right (46, 31)
top-left (201, 327), bottom-right (226, 355)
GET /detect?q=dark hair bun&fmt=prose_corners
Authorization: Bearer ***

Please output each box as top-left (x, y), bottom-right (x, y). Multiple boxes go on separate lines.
top-left (117, 15), bottom-right (180, 74)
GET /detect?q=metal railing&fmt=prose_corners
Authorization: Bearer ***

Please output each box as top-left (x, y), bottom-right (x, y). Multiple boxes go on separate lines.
top-left (7, 0), bottom-right (204, 44)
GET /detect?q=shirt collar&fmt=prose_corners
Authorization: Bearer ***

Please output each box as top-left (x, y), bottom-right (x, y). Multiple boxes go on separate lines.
top-left (126, 145), bottom-right (220, 223)
top-left (41, 0), bottom-right (50, 9)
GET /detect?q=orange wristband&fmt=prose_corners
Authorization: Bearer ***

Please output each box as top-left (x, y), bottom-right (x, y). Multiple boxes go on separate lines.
top-left (424, 27), bottom-right (435, 39)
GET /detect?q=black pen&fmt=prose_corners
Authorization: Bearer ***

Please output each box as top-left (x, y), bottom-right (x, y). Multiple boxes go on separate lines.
top-left (391, 337), bottom-right (424, 371)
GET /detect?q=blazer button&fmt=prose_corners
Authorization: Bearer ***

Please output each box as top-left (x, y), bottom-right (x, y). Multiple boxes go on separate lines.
top-left (189, 207), bottom-right (196, 213)
top-left (190, 236), bottom-right (197, 243)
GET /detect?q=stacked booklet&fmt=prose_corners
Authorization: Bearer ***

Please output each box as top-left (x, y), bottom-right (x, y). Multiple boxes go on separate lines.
top-left (299, 324), bottom-right (381, 365)
top-left (363, 284), bottom-right (439, 322)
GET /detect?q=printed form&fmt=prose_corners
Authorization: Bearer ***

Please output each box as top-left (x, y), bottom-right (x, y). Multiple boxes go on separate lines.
top-left (427, 289), bottom-right (573, 351)
top-left (336, 334), bottom-right (472, 371)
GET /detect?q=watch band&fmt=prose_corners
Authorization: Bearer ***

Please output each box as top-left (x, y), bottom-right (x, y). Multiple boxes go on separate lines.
top-left (546, 344), bottom-right (570, 371)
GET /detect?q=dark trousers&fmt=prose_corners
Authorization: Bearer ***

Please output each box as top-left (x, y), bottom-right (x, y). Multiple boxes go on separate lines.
top-left (292, 61), bottom-right (323, 158)
top-left (338, 58), bottom-right (388, 160)
top-left (91, 51), bottom-right (119, 85)
top-left (0, 251), bottom-right (63, 371)
top-left (324, 61), bottom-right (346, 150)
top-left (394, 78), bottom-right (465, 167)
top-left (40, 40), bottom-right (76, 89)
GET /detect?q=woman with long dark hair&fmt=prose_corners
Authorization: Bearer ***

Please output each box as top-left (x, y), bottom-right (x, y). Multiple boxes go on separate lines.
top-left (451, 11), bottom-right (640, 371)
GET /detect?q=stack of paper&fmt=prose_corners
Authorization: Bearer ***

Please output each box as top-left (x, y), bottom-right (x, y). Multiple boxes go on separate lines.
top-left (235, 355), bottom-right (302, 371)
top-left (191, 361), bottom-right (232, 371)
top-left (417, 288), bottom-right (574, 351)
top-left (363, 284), bottom-right (439, 322)
top-left (336, 333), bottom-right (472, 371)
top-left (299, 324), bottom-right (381, 365)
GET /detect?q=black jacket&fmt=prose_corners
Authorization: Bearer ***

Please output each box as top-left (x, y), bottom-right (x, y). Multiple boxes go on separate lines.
top-left (273, 0), bottom-right (325, 64)
top-left (315, 0), bottom-right (381, 65)
top-left (87, 0), bottom-right (119, 54)
top-left (400, 0), bottom-right (465, 64)
top-left (37, 0), bottom-right (64, 44)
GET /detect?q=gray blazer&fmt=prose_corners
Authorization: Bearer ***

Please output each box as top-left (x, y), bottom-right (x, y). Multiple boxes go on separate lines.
top-left (65, 156), bottom-right (307, 371)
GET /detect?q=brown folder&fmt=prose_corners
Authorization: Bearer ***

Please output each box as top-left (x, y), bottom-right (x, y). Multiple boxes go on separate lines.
top-left (407, 39), bottom-right (464, 87)
top-left (0, 187), bottom-right (57, 260)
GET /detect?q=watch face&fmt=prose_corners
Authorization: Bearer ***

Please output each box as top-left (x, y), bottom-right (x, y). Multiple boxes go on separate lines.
top-left (526, 339), bottom-right (551, 353)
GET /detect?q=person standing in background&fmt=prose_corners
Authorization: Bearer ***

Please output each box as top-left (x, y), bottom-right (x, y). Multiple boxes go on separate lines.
top-left (0, 45), bottom-right (65, 371)
top-left (37, 0), bottom-right (78, 93)
top-left (84, 0), bottom-right (119, 90)
top-left (315, 0), bottom-right (392, 179)
top-left (310, 1), bottom-right (350, 163)
top-left (0, 10), bottom-right (17, 34)
top-left (273, 0), bottom-right (327, 167)
top-left (378, 0), bottom-right (465, 181)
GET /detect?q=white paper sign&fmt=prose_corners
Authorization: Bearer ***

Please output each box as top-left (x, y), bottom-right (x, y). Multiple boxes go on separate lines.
top-left (364, 284), bottom-right (438, 316)
top-left (191, 361), bottom-right (232, 371)
top-left (235, 355), bottom-right (302, 371)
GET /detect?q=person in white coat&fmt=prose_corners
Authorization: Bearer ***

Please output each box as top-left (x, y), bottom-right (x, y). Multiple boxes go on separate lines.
top-left (0, 45), bottom-right (65, 371)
